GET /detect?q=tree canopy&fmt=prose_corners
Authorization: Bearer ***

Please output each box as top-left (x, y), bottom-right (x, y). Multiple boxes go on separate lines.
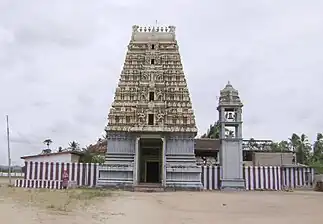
top-left (201, 122), bottom-right (323, 172)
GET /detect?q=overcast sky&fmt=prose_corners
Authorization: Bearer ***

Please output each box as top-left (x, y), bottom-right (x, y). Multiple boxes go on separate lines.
top-left (1, 0), bottom-right (323, 165)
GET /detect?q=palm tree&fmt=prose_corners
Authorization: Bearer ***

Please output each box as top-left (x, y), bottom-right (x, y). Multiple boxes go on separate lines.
top-left (43, 139), bottom-right (52, 149)
top-left (69, 141), bottom-right (79, 151)
top-left (313, 133), bottom-right (323, 160)
top-left (289, 133), bottom-right (300, 152)
top-left (299, 134), bottom-right (311, 164)
top-left (289, 133), bottom-right (311, 164)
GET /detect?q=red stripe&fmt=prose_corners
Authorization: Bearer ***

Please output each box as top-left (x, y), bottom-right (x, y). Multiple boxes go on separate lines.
top-left (34, 162), bottom-right (38, 179)
top-left (66, 163), bottom-right (70, 181)
top-left (88, 164), bottom-right (92, 186)
top-left (61, 163), bottom-right (65, 180)
top-left (72, 163), bottom-right (75, 181)
top-left (44, 162), bottom-right (49, 180)
top-left (77, 163), bottom-right (81, 185)
top-left (29, 162), bottom-right (33, 179)
top-left (55, 163), bottom-right (59, 180)
top-left (50, 163), bottom-right (54, 180)
top-left (93, 164), bottom-right (97, 186)
top-left (39, 162), bottom-right (44, 180)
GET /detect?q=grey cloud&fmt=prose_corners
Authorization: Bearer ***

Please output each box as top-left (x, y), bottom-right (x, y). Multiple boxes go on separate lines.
top-left (1, 0), bottom-right (323, 165)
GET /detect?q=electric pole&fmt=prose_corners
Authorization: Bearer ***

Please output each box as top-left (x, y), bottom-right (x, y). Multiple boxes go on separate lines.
top-left (6, 115), bottom-right (12, 185)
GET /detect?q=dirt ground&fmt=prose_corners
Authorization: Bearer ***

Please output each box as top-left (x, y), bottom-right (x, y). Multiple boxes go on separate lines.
top-left (0, 179), bottom-right (322, 224)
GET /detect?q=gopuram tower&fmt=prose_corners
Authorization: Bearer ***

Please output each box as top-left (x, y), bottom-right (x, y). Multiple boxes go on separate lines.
top-left (97, 25), bottom-right (202, 189)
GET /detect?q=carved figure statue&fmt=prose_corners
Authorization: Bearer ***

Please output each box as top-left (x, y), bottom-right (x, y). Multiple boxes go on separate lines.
top-left (156, 112), bottom-right (165, 122)
top-left (137, 112), bottom-right (146, 123)
top-left (141, 92), bottom-right (147, 100)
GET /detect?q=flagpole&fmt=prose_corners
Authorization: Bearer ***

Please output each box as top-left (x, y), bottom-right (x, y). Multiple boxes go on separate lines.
top-left (6, 115), bottom-right (12, 185)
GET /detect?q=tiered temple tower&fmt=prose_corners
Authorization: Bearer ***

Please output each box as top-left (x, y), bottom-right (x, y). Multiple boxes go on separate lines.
top-left (97, 25), bottom-right (202, 189)
top-left (217, 82), bottom-right (245, 189)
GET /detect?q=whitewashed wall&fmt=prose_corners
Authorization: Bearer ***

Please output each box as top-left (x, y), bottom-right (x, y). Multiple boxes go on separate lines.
top-left (23, 153), bottom-right (80, 163)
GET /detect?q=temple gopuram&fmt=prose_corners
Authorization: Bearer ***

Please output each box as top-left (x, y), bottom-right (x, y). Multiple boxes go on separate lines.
top-left (96, 25), bottom-right (202, 188)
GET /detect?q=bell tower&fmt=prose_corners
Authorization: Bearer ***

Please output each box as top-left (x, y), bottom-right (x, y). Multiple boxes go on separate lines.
top-left (217, 81), bottom-right (245, 189)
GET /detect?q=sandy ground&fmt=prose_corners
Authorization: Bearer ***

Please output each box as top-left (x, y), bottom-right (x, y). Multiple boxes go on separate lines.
top-left (0, 179), bottom-right (322, 224)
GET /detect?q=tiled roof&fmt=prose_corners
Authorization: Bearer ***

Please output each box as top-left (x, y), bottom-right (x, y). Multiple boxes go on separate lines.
top-left (195, 138), bottom-right (220, 151)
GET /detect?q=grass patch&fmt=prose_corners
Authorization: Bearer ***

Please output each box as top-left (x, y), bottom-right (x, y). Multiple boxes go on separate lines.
top-left (0, 187), bottom-right (115, 214)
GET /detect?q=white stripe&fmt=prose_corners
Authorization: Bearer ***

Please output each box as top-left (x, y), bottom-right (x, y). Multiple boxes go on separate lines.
top-left (269, 166), bottom-right (273, 190)
top-left (26, 162), bottom-right (31, 180)
top-left (208, 166), bottom-right (212, 190)
top-left (90, 163), bottom-right (94, 187)
top-left (47, 163), bottom-right (51, 180)
top-left (74, 163), bottom-right (78, 182)
top-left (259, 166), bottom-right (264, 189)
top-left (79, 163), bottom-right (83, 186)
top-left (58, 163), bottom-right (62, 181)
top-left (68, 163), bottom-right (73, 182)
top-left (31, 163), bottom-right (36, 180)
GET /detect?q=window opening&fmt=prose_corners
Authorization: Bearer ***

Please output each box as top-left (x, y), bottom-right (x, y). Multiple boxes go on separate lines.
top-left (148, 114), bottom-right (154, 125)
top-left (126, 116), bottom-right (130, 123)
top-left (149, 92), bottom-right (154, 101)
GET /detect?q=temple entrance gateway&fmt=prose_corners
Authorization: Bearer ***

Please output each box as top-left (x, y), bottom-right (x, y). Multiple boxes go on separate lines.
top-left (138, 138), bottom-right (163, 184)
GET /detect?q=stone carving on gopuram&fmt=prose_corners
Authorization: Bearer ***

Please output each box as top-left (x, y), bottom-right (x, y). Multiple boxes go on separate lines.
top-left (97, 25), bottom-right (202, 189)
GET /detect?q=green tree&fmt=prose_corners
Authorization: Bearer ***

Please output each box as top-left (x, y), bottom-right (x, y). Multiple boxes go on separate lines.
top-left (79, 146), bottom-right (105, 164)
top-left (247, 138), bottom-right (258, 150)
top-left (69, 141), bottom-right (79, 151)
top-left (278, 140), bottom-right (290, 151)
top-left (43, 139), bottom-right (52, 149)
top-left (201, 122), bottom-right (220, 139)
top-left (201, 122), bottom-right (232, 139)
top-left (288, 133), bottom-right (311, 164)
top-left (313, 133), bottom-right (323, 161)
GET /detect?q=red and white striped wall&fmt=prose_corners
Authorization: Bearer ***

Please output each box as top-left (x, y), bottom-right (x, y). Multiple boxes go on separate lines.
top-left (18, 161), bottom-right (98, 187)
top-left (244, 166), bottom-right (282, 190)
top-left (15, 179), bottom-right (63, 189)
top-left (201, 166), bottom-right (314, 190)
top-left (16, 162), bottom-right (314, 190)
top-left (282, 166), bottom-right (314, 188)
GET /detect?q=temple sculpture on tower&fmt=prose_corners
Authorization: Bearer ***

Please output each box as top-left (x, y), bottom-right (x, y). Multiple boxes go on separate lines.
top-left (97, 25), bottom-right (202, 189)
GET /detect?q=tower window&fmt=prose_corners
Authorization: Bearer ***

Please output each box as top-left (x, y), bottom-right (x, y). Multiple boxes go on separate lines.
top-left (115, 116), bottom-right (120, 123)
top-left (183, 117), bottom-right (187, 124)
top-left (151, 59), bottom-right (155, 65)
top-left (148, 114), bottom-right (154, 125)
top-left (149, 92), bottom-right (154, 101)
top-left (126, 116), bottom-right (130, 123)
top-left (151, 44), bottom-right (155, 49)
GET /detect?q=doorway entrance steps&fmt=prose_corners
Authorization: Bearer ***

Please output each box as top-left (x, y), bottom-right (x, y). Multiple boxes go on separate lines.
top-left (133, 183), bottom-right (165, 192)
